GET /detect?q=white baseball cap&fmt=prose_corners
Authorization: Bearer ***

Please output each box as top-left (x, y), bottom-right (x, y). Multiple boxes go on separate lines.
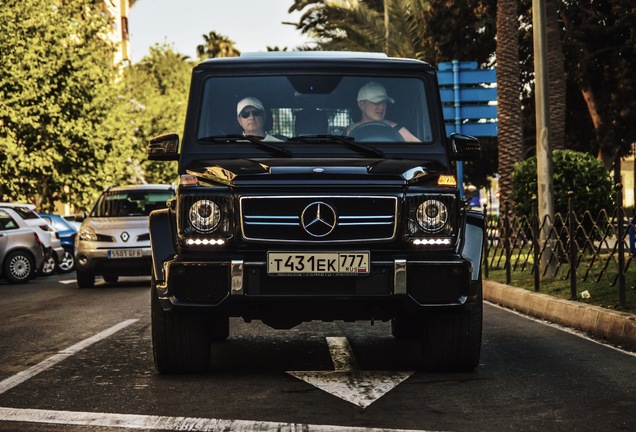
top-left (357, 81), bottom-right (395, 103)
top-left (237, 97), bottom-right (265, 115)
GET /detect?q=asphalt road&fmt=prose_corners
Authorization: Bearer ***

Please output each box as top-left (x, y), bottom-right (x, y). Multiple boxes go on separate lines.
top-left (0, 274), bottom-right (634, 432)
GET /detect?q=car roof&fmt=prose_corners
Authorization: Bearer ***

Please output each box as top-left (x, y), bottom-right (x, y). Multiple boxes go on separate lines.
top-left (0, 202), bottom-right (36, 209)
top-left (104, 184), bottom-right (174, 192)
top-left (195, 51), bottom-right (435, 72)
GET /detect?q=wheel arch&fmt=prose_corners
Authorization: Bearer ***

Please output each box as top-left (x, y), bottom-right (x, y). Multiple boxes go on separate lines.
top-left (461, 209), bottom-right (485, 281)
top-left (149, 208), bottom-right (177, 282)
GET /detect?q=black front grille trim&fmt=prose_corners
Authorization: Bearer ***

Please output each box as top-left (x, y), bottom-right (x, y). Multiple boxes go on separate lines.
top-left (168, 263), bottom-right (230, 304)
top-left (406, 264), bottom-right (469, 304)
top-left (240, 195), bottom-right (398, 243)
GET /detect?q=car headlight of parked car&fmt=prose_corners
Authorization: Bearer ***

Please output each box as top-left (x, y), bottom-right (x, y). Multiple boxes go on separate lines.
top-left (79, 226), bottom-right (98, 242)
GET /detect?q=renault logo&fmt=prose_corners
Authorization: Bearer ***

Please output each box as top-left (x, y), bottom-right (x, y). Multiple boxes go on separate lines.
top-left (301, 202), bottom-right (337, 237)
top-left (121, 231), bottom-right (130, 242)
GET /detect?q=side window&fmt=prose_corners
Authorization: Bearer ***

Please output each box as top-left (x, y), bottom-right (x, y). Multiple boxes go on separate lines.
top-left (0, 210), bottom-right (18, 230)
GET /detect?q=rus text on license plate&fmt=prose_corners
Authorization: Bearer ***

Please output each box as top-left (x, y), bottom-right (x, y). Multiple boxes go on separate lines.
top-left (267, 252), bottom-right (369, 276)
top-left (108, 249), bottom-right (143, 258)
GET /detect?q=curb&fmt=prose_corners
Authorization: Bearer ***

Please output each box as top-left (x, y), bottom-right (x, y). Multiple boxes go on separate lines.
top-left (483, 280), bottom-right (636, 351)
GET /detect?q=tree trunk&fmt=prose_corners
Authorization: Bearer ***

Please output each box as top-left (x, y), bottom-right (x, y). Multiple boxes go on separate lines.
top-left (496, 0), bottom-right (524, 206)
top-left (580, 86), bottom-right (614, 169)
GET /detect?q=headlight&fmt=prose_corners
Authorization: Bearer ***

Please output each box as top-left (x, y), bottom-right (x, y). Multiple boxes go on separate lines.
top-left (189, 200), bottom-right (221, 233)
top-left (416, 200), bottom-right (448, 232)
top-left (78, 227), bottom-right (97, 242)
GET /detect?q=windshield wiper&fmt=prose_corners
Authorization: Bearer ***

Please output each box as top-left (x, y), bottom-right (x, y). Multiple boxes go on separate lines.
top-left (199, 134), bottom-right (292, 157)
top-left (288, 134), bottom-right (384, 158)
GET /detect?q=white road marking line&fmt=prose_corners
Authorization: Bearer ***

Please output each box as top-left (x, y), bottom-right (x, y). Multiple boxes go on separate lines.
top-left (287, 337), bottom-right (414, 408)
top-left (0, 407), bottom-right (436, 431)
top-left (59, 279), bottom-right (77, 284)
top-left (0, 319), bottom-right (138, 395)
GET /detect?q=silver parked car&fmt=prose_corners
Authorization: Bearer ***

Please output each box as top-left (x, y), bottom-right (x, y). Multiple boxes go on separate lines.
top-left (75, 184), bottom-right (175, 288)
top-left (0, 203), bottom-right (64, 276)
top-left (0, 208), bottom-right (45, 283)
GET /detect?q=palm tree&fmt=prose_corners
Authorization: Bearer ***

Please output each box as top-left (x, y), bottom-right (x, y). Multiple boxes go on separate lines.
top-left (496, 0), bottom-right (524, 206)
top-left (196, 31), bottom-right (240, 60)
top-left (290, 0), bottom-right (429, 59)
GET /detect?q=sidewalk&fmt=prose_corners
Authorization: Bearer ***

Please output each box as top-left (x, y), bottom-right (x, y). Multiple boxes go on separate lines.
top-left (484, 280), bottom-right (636, 351)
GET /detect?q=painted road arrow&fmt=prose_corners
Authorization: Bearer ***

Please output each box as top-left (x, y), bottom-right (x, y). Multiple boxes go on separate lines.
top-left (287, 336), bottom-right (414, 408)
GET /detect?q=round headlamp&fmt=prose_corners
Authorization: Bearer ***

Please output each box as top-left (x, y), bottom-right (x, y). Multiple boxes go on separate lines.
top-left (416, 200), bottom-right (448, 232)
top-left (189, 200), bottom-right (221, 233)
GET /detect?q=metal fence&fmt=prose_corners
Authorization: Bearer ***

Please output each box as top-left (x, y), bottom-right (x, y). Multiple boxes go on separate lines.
top-left (483, 185), bottom-right (634, 307)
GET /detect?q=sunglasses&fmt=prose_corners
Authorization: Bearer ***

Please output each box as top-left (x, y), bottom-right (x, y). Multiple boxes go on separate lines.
top-left (239, 109), bottom-right (264, 119)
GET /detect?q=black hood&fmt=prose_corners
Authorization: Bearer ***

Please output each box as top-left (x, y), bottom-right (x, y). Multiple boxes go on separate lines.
top-left (185, 158), bottom-right (449, 187)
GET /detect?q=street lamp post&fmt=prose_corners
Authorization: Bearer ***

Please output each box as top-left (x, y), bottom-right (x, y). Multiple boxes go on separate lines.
top-left (533, 0), bottom-right (555, 277)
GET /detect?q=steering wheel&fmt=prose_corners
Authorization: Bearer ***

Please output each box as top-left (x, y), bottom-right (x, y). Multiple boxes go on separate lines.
top-left (348, 121), bottom-right (405, 142)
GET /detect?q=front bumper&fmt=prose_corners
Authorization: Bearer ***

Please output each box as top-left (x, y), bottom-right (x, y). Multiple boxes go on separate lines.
top-left (76, 245), bottom-right (152, 276)
top-left (156, 256), bottom-right (477, 319)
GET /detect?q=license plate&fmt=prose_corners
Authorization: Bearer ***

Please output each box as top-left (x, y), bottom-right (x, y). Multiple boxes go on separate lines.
top-left (108, 249), bottom-right (143, 259)
top-left (267, 252), bottom-right (370, 276)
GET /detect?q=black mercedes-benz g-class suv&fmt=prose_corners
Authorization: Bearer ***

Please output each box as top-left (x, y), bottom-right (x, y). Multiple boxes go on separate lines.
top-left (147, 51), bottom-right (484, 374)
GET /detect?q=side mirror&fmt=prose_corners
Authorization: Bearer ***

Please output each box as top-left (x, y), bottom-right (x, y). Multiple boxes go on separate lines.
top-left (449, 133), bottom-right (480, 161)
top-left (148, 133), bottom-right (180, 161)
top-left (75, 211), bottom-right (87, 223)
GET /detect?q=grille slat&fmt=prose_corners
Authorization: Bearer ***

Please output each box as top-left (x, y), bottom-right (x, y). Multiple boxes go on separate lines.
top-left (240, 196), bottom-right (397, 243)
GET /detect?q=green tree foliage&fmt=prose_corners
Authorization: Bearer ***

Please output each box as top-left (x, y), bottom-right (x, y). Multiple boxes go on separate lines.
top-left (0, 0), bottom-right (136, 211)
top-left (122, 44), bottom-right (193, 184)
top-left (197, 31), bottom-right (240, 60)
top-left (511, 150), bottom-right (614, 217)
top-left (290, 0), bottom-right (496, 63)
top-left (560, 0), bottom-right (636, 169)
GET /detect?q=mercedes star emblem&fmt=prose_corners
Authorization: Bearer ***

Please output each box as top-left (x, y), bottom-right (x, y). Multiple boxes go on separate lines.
top-left (301, 202), bottom-right (337, 237)
top-left (121, 231), bottom-right (130, 242)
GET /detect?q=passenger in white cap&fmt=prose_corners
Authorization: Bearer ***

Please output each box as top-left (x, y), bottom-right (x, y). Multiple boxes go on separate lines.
top-left (236, 96), bottom-right (282, 141)
top-left (347, 82), bottom-right (420, 142)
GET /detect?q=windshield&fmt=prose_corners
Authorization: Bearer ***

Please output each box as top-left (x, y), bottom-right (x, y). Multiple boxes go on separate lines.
top-left (92, 189), bottom-right (174, 218)
top-left (197, 75), bottom-right (434, 144)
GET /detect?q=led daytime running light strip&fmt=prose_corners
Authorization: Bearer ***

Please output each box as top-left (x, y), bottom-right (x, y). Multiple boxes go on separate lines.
top-left (412, 238), bottom-right (451, 245)
top-left (186, 238), bottom-right (225, 246)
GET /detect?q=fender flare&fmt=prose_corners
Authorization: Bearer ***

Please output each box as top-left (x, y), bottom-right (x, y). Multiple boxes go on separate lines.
top-left (461, 210), bottom-right (485, 281)
top-left (149, 209), bottom-right (177, 282)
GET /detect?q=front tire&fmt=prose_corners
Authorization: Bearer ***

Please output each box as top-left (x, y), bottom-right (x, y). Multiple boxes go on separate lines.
top-left (103, 275), bottom-right (119, 284)
top-left (3, 251), bottom-right (35, 284)
top-left (57, 247), bottom-right (75, 273)
top-left (76, 269), bottom-right (95, 288)
top-left (40, 255), bottom-right (56, 276)
top-left (151, 284), bottom-right (211, 374)
top-left (420, 283), bottom-right (483, 372)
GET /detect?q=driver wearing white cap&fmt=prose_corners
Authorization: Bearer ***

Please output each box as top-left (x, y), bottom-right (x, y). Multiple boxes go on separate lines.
top-left (347, 82), bottom-right (420, 142)
top-left (236, 97), bottom-right (282, 141)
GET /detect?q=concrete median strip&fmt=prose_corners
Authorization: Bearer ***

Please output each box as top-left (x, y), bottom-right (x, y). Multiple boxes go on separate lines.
top-left (484, 280), bottom-right (636, 351)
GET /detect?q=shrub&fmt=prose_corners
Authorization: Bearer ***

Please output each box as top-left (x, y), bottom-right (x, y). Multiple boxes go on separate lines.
top-left (511, 150), bottom-right (614, 217)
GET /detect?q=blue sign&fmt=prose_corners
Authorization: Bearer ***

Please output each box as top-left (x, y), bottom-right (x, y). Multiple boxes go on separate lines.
top-left (438, 60), bottom-right (498, 197)
top-left (438, 61), bottom-right (498, 138)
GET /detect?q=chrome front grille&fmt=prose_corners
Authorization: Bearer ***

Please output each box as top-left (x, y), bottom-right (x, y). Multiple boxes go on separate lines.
top-left (240, 196), bottom-right (398, 243)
